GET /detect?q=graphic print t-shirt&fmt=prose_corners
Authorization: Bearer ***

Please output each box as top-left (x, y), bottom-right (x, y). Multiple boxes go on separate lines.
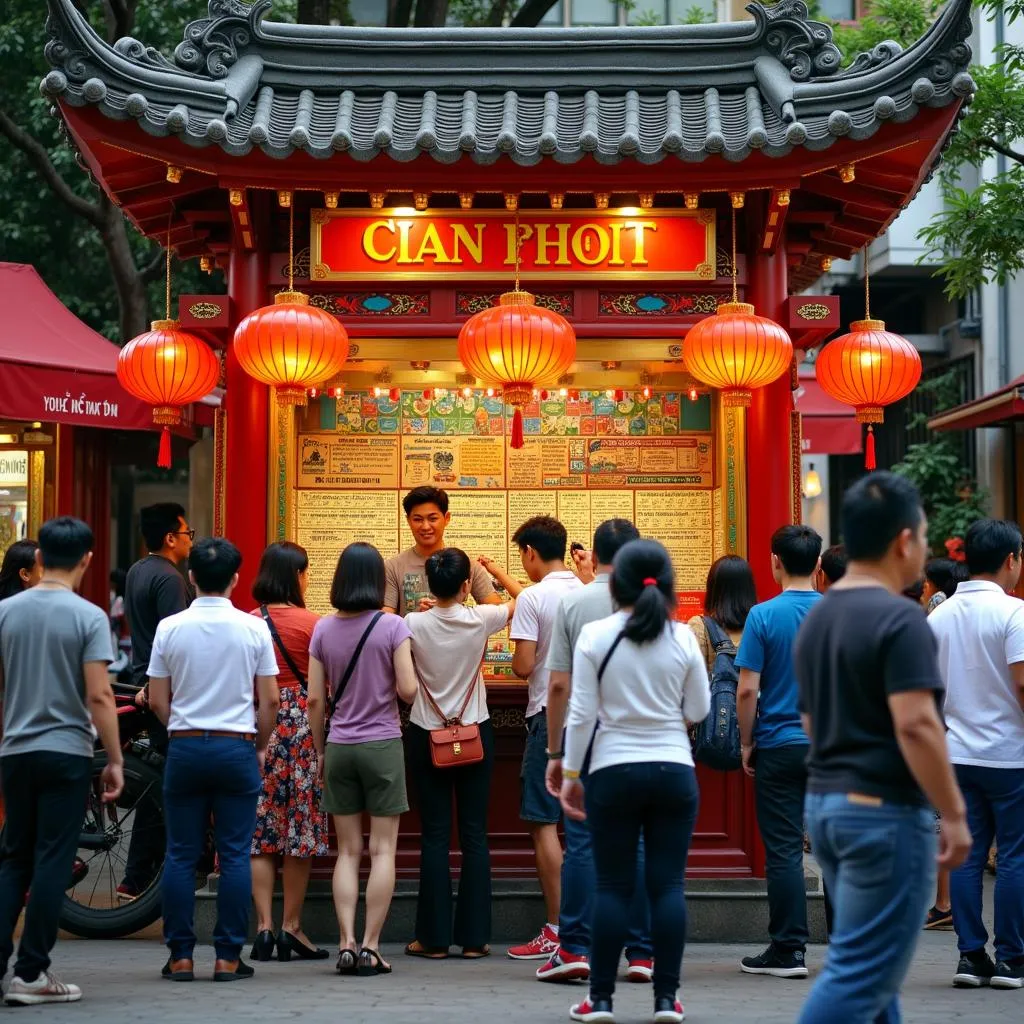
top-left (384, 547), bottom-right (496, 617)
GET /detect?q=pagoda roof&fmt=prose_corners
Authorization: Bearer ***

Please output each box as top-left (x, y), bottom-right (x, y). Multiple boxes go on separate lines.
top-left (42, 0), bottom-right (974, 169)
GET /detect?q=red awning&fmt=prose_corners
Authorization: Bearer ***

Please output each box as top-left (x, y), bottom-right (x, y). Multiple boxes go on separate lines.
top-left (795, 372), bottom-right (863, 456)
top-left (0, 262), bottom-right (180, 430)
top-left (929, 375), bottom-right (1024, 432)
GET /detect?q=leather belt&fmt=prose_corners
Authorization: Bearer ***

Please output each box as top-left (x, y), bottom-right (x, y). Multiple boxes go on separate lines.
top-left (171, 730), bottom-right (256, 742)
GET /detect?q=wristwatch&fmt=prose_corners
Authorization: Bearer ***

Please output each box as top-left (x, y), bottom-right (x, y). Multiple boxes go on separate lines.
top-left (546, 749), bottom-right (564, 760)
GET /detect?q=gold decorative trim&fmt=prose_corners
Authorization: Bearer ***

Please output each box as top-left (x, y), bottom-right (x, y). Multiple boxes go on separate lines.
top-left (796, 302), bottom-right (830, 321)
top-left (28, 450), bottom-right (45, 541)
top-left (188, 301), bottom-right (222, 319)
top-left (313, 262), bottom-right (329, 280)
top-left (213, 407), bottom-right (227, 537)
top-left (721, 402), bottom-right (747, 557)
top-left (310, 209), bottom-right (329, 225)
top-left (489, 708), bottom-right (527, 730)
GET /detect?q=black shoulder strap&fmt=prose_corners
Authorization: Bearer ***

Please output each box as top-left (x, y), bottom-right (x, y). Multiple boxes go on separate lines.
top-left (260, 605), bottom-right (307, 691)
top-left (597, 631), bottom-right (626, 685)
top-left (702, 615), bottom-right (736, 655)
top-left (327, 611), bottom-right (384, 720)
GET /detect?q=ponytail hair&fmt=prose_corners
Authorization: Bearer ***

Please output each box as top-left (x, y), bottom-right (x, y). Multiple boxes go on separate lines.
top-left (610, 539), bottom-right (676, 644)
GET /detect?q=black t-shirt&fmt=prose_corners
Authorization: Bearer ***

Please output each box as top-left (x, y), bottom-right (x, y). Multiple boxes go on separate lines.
top-left (794, 586), bottom-right (944, 807)
top-left (124, 555), bottom-right (192, 687)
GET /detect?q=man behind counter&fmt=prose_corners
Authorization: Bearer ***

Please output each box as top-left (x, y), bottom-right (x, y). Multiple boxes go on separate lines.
top-left (384, 487), bottom-right (505, 616)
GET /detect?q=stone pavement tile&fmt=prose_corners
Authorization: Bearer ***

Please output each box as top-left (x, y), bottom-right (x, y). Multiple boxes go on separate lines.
top-left (15, 931), bottom-right (1019, 1024)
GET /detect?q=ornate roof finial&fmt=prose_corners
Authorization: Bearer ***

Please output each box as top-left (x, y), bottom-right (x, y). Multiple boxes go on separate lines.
top-left (747, 0), bottom-right (843, 81)
top-left (174, 0), bottom-right (270, 78)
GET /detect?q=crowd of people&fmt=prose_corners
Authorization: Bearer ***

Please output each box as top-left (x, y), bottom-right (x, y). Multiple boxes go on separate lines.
top-left (0, 474), bottom-right (1021, 1022)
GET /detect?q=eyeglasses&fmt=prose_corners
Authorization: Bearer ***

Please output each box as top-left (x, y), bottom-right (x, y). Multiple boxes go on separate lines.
top-left (172, 529), bottom-right (196, 541)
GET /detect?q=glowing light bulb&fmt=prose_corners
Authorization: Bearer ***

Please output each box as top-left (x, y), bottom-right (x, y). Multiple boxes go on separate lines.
top-left (688, 387), bottom-right (698, 402)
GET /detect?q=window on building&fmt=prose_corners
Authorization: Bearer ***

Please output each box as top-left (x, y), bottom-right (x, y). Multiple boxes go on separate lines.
top-left (571, 0), bottom-right (618, 24)
top-left (817, 0), bottom-right (856, 21)
top-left (348, 0), bottom-right (387, 25)
top-left (540, 0), bottom-right (564, 23)
top-left (626, 0), bottom-right (716, 24)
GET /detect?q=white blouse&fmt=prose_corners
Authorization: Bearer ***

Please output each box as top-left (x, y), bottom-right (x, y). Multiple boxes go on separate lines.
top-left (564, 611), bottom-right (711, 775)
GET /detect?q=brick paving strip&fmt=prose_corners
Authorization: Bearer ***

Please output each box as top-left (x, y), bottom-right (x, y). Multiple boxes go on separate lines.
top-left (25, 932), bottom-right (1019, 1023)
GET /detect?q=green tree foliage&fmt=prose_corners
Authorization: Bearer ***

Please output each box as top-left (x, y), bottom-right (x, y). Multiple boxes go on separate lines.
top-left (891, 370), bottom-right (988, 550)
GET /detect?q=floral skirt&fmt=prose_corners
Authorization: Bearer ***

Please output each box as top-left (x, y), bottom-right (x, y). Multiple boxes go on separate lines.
top-left (251, 686), bottom-right (329, 858)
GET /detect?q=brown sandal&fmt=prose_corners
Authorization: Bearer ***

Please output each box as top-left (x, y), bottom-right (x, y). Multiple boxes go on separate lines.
top-left (404, 941), bottom-right (449, 960)
top-left (461, 946), bottom-right (490, 959)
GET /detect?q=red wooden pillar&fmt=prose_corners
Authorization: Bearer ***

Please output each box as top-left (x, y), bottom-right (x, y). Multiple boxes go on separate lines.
top-left (745, 228), bottom-right (792, 601)
top-left (225, 242), bottom-right (270, 607)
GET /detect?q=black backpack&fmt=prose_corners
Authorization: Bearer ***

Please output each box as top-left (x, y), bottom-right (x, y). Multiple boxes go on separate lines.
top-left (691, 616), bottom-right (742, 771)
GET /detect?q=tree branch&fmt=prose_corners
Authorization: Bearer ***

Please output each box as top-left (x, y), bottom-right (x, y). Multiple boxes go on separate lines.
top-left (509, 0), bottom-right (559, 26)
top-left (139, 248), bottom-right (166, 284)
top-left (981, 136), bottom-right (1024, 167)
top-left (0, 109), bottom-right (103, 228)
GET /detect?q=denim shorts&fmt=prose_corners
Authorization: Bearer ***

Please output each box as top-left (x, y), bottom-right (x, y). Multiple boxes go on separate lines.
top-left (520, 712), bottom-right (561, 824)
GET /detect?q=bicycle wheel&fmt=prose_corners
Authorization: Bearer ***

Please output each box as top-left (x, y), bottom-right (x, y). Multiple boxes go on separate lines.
top-left (59, 753), bottom-right (165, 939)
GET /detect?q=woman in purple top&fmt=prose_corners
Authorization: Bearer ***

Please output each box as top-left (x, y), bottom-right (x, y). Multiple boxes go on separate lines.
top-left (308, 543), bottom-right (417, 977)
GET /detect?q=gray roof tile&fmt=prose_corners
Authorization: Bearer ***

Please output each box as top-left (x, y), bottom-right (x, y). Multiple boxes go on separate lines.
top-left (43, 0), bottom-right (974, 168)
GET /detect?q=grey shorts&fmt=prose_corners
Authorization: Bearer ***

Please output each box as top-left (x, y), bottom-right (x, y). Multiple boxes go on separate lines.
top-left (322, 738), bottom-right (408, 817)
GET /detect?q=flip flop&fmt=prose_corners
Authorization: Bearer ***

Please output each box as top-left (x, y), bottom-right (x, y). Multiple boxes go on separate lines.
top-left (404, 941), bottom-right (449, 960)
top-left (461, 946), bottom-right (490, 960)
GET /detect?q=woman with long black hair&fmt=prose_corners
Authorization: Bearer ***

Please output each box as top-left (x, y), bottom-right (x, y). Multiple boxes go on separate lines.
top-left (0, 540), bottom-right (41, 601)
top-left (560, 539), bottom-right (710, 1024)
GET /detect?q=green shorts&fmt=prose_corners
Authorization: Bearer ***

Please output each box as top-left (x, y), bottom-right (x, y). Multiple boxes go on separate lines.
top-left (322, 738), bottom-right (408, 817)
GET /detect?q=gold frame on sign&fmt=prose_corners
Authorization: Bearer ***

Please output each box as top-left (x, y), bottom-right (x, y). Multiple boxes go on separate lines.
top-left (268, 400), bottom-right (298, 544)
top-left (309, 208), bottom-right (717, 283)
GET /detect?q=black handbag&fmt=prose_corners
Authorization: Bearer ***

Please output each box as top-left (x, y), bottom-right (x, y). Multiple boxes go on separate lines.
top-left (691, 616), bottom-right (742, 771)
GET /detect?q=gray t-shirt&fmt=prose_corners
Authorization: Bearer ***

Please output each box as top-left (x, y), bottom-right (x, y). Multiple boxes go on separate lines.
top-left (546, 574), bottom-right (616, 674)
top-left (0, 588), bottom-right (112, 758)
top-left (384, 547), bottom-right (496, 617)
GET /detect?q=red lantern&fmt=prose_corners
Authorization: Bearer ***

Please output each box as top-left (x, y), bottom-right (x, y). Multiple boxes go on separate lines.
top-left (816, 319), bottom-right (921, 469)
top-left (682, 302), bottom-right (793, 407)
top-left (117, 319), bottom-right (219, 468)
top-left (232, 291), bottom-right (349, 406)
top-left (458, 290), bottom-right (575, 448)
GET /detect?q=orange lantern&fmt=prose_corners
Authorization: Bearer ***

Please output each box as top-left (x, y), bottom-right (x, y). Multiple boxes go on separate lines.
top-left (232, 290), bottom-right (350, 405)
top-left (117, 319), bottom-right (220, 468)
top-left (682, 301), bottom-right (793, 407)
top-left (458, 289), bottom-right (576, 448)
top-left (815, 318), bottom-right (921, 469)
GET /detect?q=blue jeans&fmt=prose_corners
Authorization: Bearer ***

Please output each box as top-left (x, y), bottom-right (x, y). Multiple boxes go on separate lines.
top-left (586, 762), bottom-right (699, 1001)
top-left (798, 793), bottom-right (936, 1024)
top-left (951, 764), bottom-right (1024, 962)
top-left (162, 735), bottom-right (261, 961)
top-left (560, 810), bottom-right (652, 959)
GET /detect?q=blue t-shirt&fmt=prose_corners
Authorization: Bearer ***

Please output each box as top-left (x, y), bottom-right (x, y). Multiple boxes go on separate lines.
top-left (735, 589), bottom-right (822, 749)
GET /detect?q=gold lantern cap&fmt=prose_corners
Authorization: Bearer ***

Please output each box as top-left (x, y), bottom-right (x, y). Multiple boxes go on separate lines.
top-left (714, 302), bottom-right (754, 318)
top-left (499, 289), bottom-right (536, 307)
top-left (150, 318), bottom-right (180, 331)
top-left (850, 318), bottom-right (885, 332)
top-left (275, 290), bottom-right (309, 306)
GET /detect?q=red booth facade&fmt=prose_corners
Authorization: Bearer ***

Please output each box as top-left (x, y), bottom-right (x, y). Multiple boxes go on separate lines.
top-left (41, 0), bottom-right (974, 877)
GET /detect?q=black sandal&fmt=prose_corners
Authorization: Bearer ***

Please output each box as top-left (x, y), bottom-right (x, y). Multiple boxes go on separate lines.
top-left (404, 941), bottom-right (449, 960)
top-left (357, 948), bottom-right (392, 976)
top-left (336, 948), bottom-right (358, 975)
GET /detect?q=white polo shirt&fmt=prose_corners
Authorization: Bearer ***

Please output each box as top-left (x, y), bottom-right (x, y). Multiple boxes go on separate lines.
top-left (148, 597), bottom-right (278, 734)
top-left (928, 580), bottom-right (1024, 769)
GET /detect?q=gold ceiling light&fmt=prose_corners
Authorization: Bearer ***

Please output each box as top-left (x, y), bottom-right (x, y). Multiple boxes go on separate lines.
top-left (414, 192), bottom-right (430, 211)
top-left (684, 192), bottom-right (699, 210)
top-left (199, 256), bottom-right (214, 273)
top-left (459, 192), bottom-right (474, 210)
top-left (639, 192), bottom-right (655, 209)
top-left (730, 192), bottom-right (745, 209)
top-left (277, 190), bottom-right (292, 208)
top-left (549, 192), bottom-right (565, 210)
top-left (166, 165), bottom-right (183, 184)
top-left (595, 193), bottom-right (610, 210)
top-left (839, 163), bottom-right (856, 183)
top-left (504, 193), bottom-right (520, 212)
top-left (777, 189), bottom-right (791, 206)
top-left (229, 188), bottom-right (244, 207)
top-left (324, 191), bottom-right (339, 209)
top-left (369, 192), bottom-right (386, 209)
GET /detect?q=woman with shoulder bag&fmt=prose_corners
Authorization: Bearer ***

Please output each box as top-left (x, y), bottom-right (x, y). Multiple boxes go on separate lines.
top-left (403, 549), bottom-right (516, 961)
top-left (687, 555), bottom-right (756, 680)
top-left (560, 539), bottom-right (710, 1024)
top-left (307, 542), bottom-right (418, 978)
top-left (248, 542), bottom-right (329, 964)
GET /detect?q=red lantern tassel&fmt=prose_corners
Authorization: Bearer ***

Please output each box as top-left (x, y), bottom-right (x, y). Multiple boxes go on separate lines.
top-left (510, 407), bottom-right (525, 449)
top-left (865, 425), bottom-right (876, 471)
top-left (158, 426), bottom-right (172, 469)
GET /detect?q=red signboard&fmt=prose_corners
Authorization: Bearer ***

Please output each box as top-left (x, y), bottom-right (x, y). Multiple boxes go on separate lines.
top-left (311, 208), bottom-right (716, 283)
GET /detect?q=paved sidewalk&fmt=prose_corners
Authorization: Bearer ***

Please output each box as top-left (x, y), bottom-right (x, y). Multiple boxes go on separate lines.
top-left (15, 930), bottom-right (1019, 1023)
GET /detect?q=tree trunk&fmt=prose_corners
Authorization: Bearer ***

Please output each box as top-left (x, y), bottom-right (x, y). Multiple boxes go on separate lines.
top-left (389, 0), bottom-right (415, 26)
top-left (98, 195), bottom-right (150, 342)
top-left (413, 0), bottom-right (449, 27)
top-left (509, 0), bottom-right (560, 26)
top-left (297, 0), bottom-right (332, 22)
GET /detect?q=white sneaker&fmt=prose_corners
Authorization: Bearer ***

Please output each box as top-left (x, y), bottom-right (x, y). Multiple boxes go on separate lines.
top-left (5, 972), bottom-right (82, 1005)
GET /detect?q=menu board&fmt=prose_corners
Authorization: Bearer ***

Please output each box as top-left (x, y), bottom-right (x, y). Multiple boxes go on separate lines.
top-left (296, 490), bottom-right (402, 612)
top-left (635, 491), bottom-right (714, 590)
top-left (294, 389), bottom-right (722, 671)
top-left (298, 434), bottom-right (400, 488)
top-left (401, 435), bottom-right (505, 489)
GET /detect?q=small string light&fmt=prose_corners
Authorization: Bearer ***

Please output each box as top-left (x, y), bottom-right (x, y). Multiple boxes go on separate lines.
top-left (462, 386), bottom-right (473, 398)
top-left (540, 389), bottom-right (549, 401)
top-left (390, 387), bottom-right (401, 403)
top-left (486, 387), bottom-right (495, 398)
top-left (308, 387), bottom-right (318, 400)
top-left (559, 388), bottom-right (568, 398)
top-left (614, 389), bottom-right (625, 403)
top-left (333, 386), bottom-right (343, 399)
top-left (372, 386), bottom-right (382, 398)
top-left (642, 386), bottom-right (651, 399)
top-left (423, 388), bottom-right (433, 400)
top-left (606, 389), bottom-right (615, 399)
top-left (688, 387), bottom-right (699, 402)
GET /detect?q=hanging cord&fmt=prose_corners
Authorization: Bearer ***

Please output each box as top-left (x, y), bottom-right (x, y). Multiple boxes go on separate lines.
top-left (514, 208), bottom-right (522, 292)
top-left (165, 212), bottom-right (172, 320)
top-left (730, 206), bottom-right (738, 304)
top-left (863, 244), bottom-right (870, 319)
top-left (288, 201), bottom-right (295, 292)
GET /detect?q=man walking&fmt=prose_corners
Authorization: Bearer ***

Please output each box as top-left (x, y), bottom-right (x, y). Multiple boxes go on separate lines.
top-left (119, 502), bottom-right (194, 900)
top-left (736, 524), bottom-right (822, 978)
top-left (147, 537), bottom-right (279, 982)
top-left (0, 517), bottom-right (124, 1005)
top-left (928, 518), bottom-right (1024, 989)
top-left (794, 472), bottom-right (970, 1022)
top-left (538, 518), bottom-right (653, 984)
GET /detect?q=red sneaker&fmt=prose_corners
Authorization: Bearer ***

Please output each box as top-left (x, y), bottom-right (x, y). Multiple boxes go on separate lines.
top-left (653, 997), bottom-right (685, 1023)
top-left (570, 997), bottom-right (614, 1023)
top-left (537, 949), bottom-right (590, 982)
top-left (626, 959), bottom-right (653, 983)
top-left (508, 924), bottom-right (559, 961)
top-left (116, 883), bottom-right (140, 902)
